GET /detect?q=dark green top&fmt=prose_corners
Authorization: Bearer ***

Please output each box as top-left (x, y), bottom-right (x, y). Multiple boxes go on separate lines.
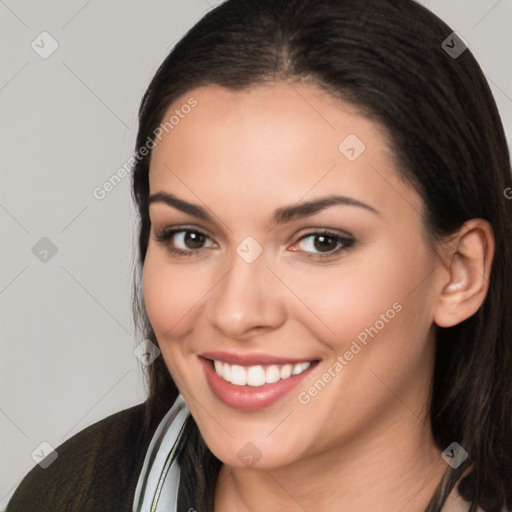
top-left (7, 401), bottom-right (222, 512)
top-left (8, 401), bottom-right (493, 511)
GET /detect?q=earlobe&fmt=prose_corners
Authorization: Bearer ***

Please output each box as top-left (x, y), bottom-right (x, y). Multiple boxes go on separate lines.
top-left (433, 220), bottom-right (494, 328)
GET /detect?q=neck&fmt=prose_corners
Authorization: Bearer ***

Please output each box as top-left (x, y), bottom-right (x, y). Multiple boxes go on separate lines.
top-left (214, 406), bottom-right (448, 512)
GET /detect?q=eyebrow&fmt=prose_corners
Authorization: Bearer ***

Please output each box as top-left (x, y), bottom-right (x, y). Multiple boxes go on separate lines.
top-left (148, 191), bottom-right (380, 224)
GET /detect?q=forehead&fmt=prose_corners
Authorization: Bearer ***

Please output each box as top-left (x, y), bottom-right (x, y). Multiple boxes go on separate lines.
top-left (148, 82), bottom-right (422, 221)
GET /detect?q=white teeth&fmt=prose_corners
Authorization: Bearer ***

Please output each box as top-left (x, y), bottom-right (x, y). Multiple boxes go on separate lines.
top-left (214, 360), bottom-right (224, 377)
top-left (212, 360), bottom-right (313, 387)
top-left (223, 362), bottom-right (231, 382)
top-left (266, 365), bottom-right (281, 384)
top-left (292, 362), bottom-right (311, 375)
top-left (230, 365), bottom-right (247, 386)
top-left (247, 366), bottom-right (266, 387)
top-left (280, 364), bottom-right (293, 379)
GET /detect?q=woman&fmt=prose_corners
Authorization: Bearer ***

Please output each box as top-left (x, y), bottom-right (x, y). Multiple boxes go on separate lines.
top-left (8, 0), bottom-right (512, 511)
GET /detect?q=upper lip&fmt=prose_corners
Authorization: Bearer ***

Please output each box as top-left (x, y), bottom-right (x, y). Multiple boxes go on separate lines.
top-left (200, 350), bottom-right (317, 366)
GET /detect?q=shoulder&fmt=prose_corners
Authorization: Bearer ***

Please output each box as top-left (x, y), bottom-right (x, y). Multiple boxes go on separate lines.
top-left (7, 402), bottom-right (151, 512)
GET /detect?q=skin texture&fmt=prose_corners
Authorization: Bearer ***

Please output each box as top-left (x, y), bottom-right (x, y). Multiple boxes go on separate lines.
top-left (142, 81), bottom-right (494, 512)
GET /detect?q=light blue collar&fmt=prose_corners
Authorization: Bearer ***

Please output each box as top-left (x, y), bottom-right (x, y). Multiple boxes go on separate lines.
top-left (132, 395), bottom-right (190, 512)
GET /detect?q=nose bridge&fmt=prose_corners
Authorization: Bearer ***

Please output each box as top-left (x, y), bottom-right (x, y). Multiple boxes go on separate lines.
top-left (205, 241), bottom-right (285, 338)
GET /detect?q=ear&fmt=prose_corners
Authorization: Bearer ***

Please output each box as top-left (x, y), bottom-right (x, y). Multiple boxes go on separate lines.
top-left (433, 219), bottom-right (495, 328)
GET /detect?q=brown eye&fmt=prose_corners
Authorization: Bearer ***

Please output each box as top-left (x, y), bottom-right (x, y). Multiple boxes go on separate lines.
top-left (154, 228), bottom-right (215, 257)
top-left (181, 231), bottom-right (207, 249)
top-left (292, 231), bottom-right (355, 259)
top-left (312, 233), bottom-right (338, 252)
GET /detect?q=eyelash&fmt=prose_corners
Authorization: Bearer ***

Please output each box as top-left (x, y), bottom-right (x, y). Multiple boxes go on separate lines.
top-left (154, 226), bottom-right (355, 261)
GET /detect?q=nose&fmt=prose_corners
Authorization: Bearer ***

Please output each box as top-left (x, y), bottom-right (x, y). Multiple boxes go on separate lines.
top-left (205, 246), bottom-right (287, 341)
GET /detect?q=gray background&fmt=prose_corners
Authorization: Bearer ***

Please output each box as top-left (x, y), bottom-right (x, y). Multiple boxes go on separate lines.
top-left (1, 0), bottom-right (511, 508)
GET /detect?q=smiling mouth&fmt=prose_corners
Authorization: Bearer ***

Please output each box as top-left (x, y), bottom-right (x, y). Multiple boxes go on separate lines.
top-left (205, 358), bottom-right (318, 387)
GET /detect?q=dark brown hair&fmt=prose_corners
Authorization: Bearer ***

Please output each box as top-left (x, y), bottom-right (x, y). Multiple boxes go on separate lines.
top-left (131, 1), bottom-right (512, 510)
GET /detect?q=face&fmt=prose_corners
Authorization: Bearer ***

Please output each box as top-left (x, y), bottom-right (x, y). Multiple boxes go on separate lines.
top-left (143, 81), bottom-right (442, 470)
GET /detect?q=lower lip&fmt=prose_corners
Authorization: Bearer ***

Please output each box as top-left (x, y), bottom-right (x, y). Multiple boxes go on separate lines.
top-left (200, 357), bottom-right (317, 411)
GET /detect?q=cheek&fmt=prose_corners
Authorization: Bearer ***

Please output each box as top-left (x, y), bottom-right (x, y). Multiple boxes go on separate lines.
top-left (331, 243), bottom-right (436, 388)
top-left (142, 249), bottom-right (206, 341)
top-left (282, 241), bottom-right (429, 353)
top-left (290, 246), bottom-right (436, 434)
